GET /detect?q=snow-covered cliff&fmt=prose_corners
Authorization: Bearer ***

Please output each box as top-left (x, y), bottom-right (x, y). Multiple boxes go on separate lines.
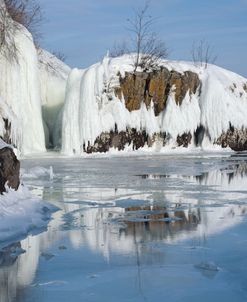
top-left (0, 2), bottom-right (45, 154)
top-left (61, 55), bottom-right (247, 155)
top-left (0, 1), bottom-right (70, 154)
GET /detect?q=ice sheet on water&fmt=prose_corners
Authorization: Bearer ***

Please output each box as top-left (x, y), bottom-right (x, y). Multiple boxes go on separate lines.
top-left (21, 166), bottom-right (55, 180)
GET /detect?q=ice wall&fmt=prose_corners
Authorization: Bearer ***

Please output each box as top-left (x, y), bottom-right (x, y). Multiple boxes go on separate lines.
top-left (61, 55), bottom-right (247, 155)
top-left (0, 3), bottom-right (45, 154)
top-left (38, 49), bottom-right (71, 148)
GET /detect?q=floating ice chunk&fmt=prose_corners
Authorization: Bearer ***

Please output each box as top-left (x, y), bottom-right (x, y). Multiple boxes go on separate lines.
top-left (195, 261), bottom-right (220, 272)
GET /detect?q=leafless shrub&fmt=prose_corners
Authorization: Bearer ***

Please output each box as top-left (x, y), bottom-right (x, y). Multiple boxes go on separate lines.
top-left (191, 39), bottom-right (217, 69)
top-left (128, 1), bottom-right (168, 71)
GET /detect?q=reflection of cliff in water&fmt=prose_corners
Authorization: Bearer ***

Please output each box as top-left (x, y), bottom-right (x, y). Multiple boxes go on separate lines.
top-left (120, 205), bottom-right (201, 242)
top-left (1, 157), bottom-right (246, 302)
top-left (195, 161), bottom-right (247, 185)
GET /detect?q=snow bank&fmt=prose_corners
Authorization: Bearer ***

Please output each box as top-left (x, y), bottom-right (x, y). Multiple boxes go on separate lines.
top-left (61, 55), bottom-right (247, 155)
top-left (0, 185), bottom-right (57, 248)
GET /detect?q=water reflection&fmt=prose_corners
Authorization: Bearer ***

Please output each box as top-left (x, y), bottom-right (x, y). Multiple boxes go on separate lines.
top-left (1, 157), bottom-right (247, 301)
top-left (0, 243), bottom-right (21, 302)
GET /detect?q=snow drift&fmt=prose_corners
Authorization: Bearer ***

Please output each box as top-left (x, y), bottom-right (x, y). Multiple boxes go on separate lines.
top-left (61, 55), bottom-right (247, 155)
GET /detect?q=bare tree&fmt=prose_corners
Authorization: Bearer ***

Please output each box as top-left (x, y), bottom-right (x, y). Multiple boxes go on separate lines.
top-left (0, 0), bottom-right (43, 62)
top-left (191, 39), bottom-right (217, 69)
top-left (111, 1), bottom-right (168, 72)
top-left (0, 6), bottom-right (19, 62)
top-left (4, 0), bottom-right (43, 45)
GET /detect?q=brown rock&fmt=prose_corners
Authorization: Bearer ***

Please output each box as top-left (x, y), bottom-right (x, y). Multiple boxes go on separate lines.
top-left (116, 68), bottom-right (201, 114)
top-left (0, 147), bottom-right (20, 193)
top-left (216, 126), bottom-right (247, 151)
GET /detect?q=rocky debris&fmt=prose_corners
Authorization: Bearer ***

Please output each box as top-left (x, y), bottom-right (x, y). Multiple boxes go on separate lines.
top-left (0, 146), bottom-right (20, 193)
top-left (115, 68), bottom-right (201, 115)
top-left (216, 126), bottom-right (247, 151)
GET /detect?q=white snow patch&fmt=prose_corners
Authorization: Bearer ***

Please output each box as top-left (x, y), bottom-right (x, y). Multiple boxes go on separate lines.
top-left (0, 185), bottom-right (57, 247)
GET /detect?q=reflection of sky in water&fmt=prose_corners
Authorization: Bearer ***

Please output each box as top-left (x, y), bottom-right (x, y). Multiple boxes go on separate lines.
top-left (1, 154), bottom-right (247, 302)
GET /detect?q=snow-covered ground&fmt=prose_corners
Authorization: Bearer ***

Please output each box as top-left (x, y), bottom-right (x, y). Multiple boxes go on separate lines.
top-left (1, 153), bottom-right (247, 302)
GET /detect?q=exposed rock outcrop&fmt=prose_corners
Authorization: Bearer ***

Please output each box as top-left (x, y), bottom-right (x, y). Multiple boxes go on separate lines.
top-left (84, 128), bottom-right (192, 153)
top-left (115, 68), bottom-right (201, 115)
top-left (0, 146), bottom-right (20, 193)
top-left (85, 128), bottom-right (152, 153)
top-left (216, 126), bottom-right (247, 151)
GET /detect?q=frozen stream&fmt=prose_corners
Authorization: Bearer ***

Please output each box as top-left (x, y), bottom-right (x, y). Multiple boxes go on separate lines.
top-left (1, 152), bottom-right (247, 302)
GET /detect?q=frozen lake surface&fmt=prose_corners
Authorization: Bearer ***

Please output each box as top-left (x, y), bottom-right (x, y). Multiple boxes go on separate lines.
top-left (1, 152), bottom-right (247, 302)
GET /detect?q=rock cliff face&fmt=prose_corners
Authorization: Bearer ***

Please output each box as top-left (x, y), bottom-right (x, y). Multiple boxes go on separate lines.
top-left (84, 68), bottom-right (200, 153)
top-left (0, 147), bottom-right (20, 193)
top-left (115, 68), bottom-right (201, 114)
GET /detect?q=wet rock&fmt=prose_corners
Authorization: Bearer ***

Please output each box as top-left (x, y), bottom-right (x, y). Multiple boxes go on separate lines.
top-left (0, 146), bottom-right (20, 193)
top-left (216, 126), bottom-right (247, 151)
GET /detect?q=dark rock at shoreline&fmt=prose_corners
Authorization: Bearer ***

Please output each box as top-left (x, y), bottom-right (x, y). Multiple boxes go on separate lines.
top-left (0, 147), bottom-right (20, 193)
top-left (84, 127), bottom-right (194, 153)
top-left (216, 126), bottom-right (247, 151)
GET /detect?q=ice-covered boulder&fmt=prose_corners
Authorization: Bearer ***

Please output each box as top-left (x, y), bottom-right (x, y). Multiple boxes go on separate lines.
top-left (61, 55), bottom-right (247, 154)
top-left (0, 140), bottom-right (20, 193)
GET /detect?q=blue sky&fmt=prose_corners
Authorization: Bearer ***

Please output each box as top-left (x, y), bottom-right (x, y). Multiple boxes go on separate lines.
top-left (39, 0), bottom-right (247, 77)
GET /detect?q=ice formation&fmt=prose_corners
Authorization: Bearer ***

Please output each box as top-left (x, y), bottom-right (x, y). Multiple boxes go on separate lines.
top-left (38, 49), bottom-right (71, 148)
top-left (0, 2), bottom-right (45, 154)
top-left (61, 55), bottom-right (247, 155)
top-left (0, 2), bottom-right (70, 154)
